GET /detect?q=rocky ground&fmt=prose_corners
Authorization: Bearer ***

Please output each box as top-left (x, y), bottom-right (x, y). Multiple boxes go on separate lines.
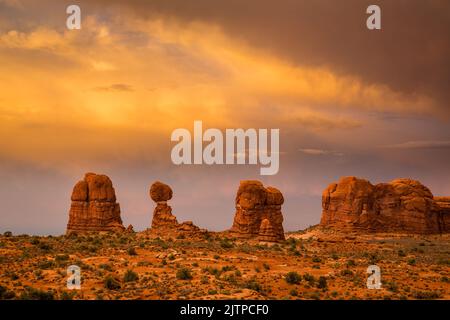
top-left (0, 227), bottom-right (448, 300)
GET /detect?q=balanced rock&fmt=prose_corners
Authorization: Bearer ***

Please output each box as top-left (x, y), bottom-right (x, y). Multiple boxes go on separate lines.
top-left (66, 173), bottom-right (125, 234)
top-left (150, 181), bottom-right (173, 202)
top-left (231, 180), bottom-right (285, 242)
top-left (149, 181), bottom-right (201, 232)
top-left (321, 176), bottom-right (449, 233)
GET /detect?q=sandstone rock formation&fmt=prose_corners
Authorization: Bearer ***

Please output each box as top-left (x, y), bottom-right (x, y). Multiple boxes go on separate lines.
top-left (150, 181), bottom-right (178, 229)
top-left (434, 197), bottom-right (450, 230)
top-left (149, 181), bottom-right (202, 233)
top-left (67, 173), bottom-right (125, 234)
top-left (321, 176), bottom-right (449, 233)
top-left (230, 180), bottom-right (285, 242)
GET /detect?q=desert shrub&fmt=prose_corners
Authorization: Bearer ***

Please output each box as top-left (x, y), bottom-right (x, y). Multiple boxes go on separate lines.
top-left (317, 276), bottom-right (327, 289)
top-left (123, 270), bottom-right (139, 282)
top-left (176, 267), bottom-right (193, 280)
top-left (285, 272), bottom-right (301, 284)
top-left (263, 263), bottom-right (270, 271)
top-left (289, 289), bottom-right (298, 297)
top-left (38, 242), bottom-right (52, 251)
top-left (386, 281), bottom-right (398, 293)
top-left (60, 291), bottom-right (76, 300)
top-left (221, 265), bottom-right (234, 272)
top-left (220, 238), bottom-right (234, 249)
top-left (346, 259), bottom-right (356, 267)
top-left (223, 274), bottom-right (237, 284)
top-left (303, 273), bottom-right (315, 285)
top-left (312, 256), bottom-right (322, 263)
top-left (413, 290), bottom-right (442, 299)
top-left (340, 269), bottom-right (354, 276)
top-left (200, 276), bottom-right (209, 284)
top-left (0, 285), bottom-right (16, 300)
top-left (331, 253), bottom-right (339, 260)
top-left (3, 231), bottom-right (12, 237)
top-left (398, 250), bottom-right (406, 257)
top-left (308, 291), bottom-right (321, 300)
top-left (104, 276), bottom-right (121, 290)
top-left (99, 263), bottom-right (112, 271)
top-left (127, 247), bottom-right (137, 256)
top-left (55, 254), bottom-right (69, 262)
top-left (244, 279), bottom-right (262, 292)
top-left (37, 259), bottom-right (55, 269)
top-left (20, 287), bottom-right (54, 300)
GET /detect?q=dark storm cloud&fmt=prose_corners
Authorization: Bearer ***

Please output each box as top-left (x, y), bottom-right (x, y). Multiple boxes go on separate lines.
top-left (87, 0), bottom-right (450, 114)
top-left (93, 83), bottom-right (134, 92)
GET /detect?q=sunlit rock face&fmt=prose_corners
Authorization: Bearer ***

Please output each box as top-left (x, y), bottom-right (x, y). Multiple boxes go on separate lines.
top-left (321, 176), bottom-right (450, 234)
top-left (230, 180), bottom-right (285, 242)
top-left (67, 173), bottom-right (125, 234)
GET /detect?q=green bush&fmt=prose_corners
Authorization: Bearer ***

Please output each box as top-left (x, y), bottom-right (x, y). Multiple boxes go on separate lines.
top-left (123, 270), bottom-right (139, 282)
top-left (244, 279), bottom-right (262, 292)
top-left (176, 267), bottom-right (193, 280)
top-left (303, 273), bottom-right (315, 285)
top-left (317, 276), bottom-right (327, 289)
top-left (104, 276), bottom-right (121, 290)
top-left (398, 250), bottom-right (406, 257)
top-left (346, 259), bottom-right (356, 267)
top-left (285, 272), bottom-right (301, 284)
top-left (20, 287), bottom-right (54, 300)
top-left (220, 238), bottom-right (234, 249)
top-left (413, 290), bottom-right (442, 299)
top-left (0, 285), bottom-right (15, 300)
top-left (127, 247), bottom-right (137, 256)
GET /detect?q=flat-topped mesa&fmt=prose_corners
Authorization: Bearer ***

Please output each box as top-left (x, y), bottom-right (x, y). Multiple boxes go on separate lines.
top-left (149, 181), bottom-right (201, 232)
top-left (230, 180), bottom-right (285, 242)
top-left (66, 173), bottom-right (125, 234)
top-left (321, 176), bottom-right (450, 234)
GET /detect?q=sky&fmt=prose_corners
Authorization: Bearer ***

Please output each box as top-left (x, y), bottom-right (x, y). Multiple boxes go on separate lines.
top-left (0, 0), bottom-right (449, 235)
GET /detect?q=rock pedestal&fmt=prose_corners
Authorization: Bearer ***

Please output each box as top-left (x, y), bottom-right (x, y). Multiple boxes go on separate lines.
top-left (230, 180), bottom-right (285, 242)
top-left (66, 173), bottom-right (125, 234)
top-left (149, 181), bottom-right (201, 232)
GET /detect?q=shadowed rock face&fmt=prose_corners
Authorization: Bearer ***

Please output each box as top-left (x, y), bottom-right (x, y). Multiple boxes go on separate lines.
top-left (67, 173), bottom-right (125, 234)
top-left (231, 180), bottom-right (285, 242)
top-left (321, 177), bottom-right (450, 233)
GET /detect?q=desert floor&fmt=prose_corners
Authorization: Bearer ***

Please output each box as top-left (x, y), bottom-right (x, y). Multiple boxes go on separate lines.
top-left (0, 227), bottom-right (449, 300)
